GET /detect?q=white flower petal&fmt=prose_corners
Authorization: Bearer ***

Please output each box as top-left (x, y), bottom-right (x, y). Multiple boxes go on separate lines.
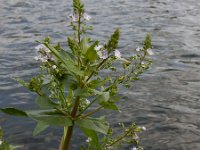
top-left (114, 49), bottom-right (121, 58)
top-left (85, 99), bottom-right (90, 105)
top-left (141, 126), bottom-right (146, 131)
top-left (97, 50), bottom-right (108, 59)
top-left (130, 147), bottom-right (138, 150)
top-left (86, 137), bottom-right (92, 143)
top-left (147, 48), bottom-right (153, 55)
top-left (35, 44), bottom-right (50, 53)
top-left (83, 13), bottom-right (91, 21)
top-left (69, 13), bottom-right (79, 22)
top-left (52, 65), bottom-right (57, 69)
top-left (34, 56), bottom-right (40, 61)
top-left (40, 56), bottom-right (48, 63)
top-left (95, 45), bottom-right (103, 51)
top-left (136, 47), bottom-right (142, 52)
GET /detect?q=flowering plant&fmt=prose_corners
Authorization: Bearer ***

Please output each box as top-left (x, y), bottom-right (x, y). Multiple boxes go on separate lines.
top-left (0, 0), bottom-right (153, 149)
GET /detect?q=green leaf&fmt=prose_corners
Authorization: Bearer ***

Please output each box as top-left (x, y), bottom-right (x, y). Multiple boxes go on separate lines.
top-left (80, 35), bottom-right (89, 54)
top-left (95, 92), bottom-right (119, 110)
top-left (68, 37), bottom-right (79, 55)
top-left (106, 28), bottom-right (120, 53)
top-left (99, 101), bottom-right (119, 110)
top-left (88, 77), bottom-right (110, 89)
top-left (96, 92), bottom-right (110, 102)
top-left (76, 117), bottom-right (109, 134)
top-left (85, 41), bottom-right (99, 61)
top-left (0, 141), bottom-right (15, 150)
top-left (35, 94), bottom-right (58, 109)
top-left (74, 88), bottom-right (92, 97)
top-left (143, 33), bottom-right (152, 50)
top-left (73, 0), bottom-right (84, 12)
top-left (0, 108), bottom-right (27, 117)
top-left (61, 73), bottom-right (78, 90)
top-left (80, 127), bottom-right (99, 149)
top-left (13, 78), bottom-right (29, 89)
top-left (27, 110), bottom-right (72, 126)
top-left (43, 43), bottom-right (83, 76)
top-left (33, 122), bottom-right (49, 136)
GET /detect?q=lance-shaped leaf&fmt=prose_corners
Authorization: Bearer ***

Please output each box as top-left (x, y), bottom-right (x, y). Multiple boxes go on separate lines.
top-left (27, 110), bottom-right (72, 126)
top-left (35, 94), bottom-right (58, 109)
top-left (143, 33), bottom-right (152, 50)
top-left (0, 108), bottom-right (27, 117)
top-left (33, 122), bottom-right (49, 136)
top-left (80, 35), bottom-right (89, 54)
top-left (87, 77), bottom-right (110, 89)
top-left (43, 43), bottom-right (83, 76)
top-left (85, 41), bottom-right (99, 61)
top-left (76, 117), bottom-right (109, 134)
top-left (99, 101), bottom-right (119, 110)
top-left (106, 28), bottom-right (120, 53)
top-left (95, 92), bottom-right (119, 110)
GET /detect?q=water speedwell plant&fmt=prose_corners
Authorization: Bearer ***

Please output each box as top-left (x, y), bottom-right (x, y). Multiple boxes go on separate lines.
top-left (0, 0), bottom-right (153, 149)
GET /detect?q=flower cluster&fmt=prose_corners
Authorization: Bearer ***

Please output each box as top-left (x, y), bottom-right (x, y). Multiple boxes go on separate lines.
top-left (136, 46), bottom-right (154, 56)
top-left (34, 44), bottom-right (54, 63)
top-left (69, 12), bottom-right (91, 22)
top-left (95, 45), bottom-right (122, 59)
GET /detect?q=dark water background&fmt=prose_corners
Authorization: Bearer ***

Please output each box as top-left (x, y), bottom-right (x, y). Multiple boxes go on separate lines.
top-left (0, 0), bottom-right (200, 149)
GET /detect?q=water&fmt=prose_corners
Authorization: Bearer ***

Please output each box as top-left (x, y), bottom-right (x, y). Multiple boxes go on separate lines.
top-left (0, 0), bottom-right (200, 149)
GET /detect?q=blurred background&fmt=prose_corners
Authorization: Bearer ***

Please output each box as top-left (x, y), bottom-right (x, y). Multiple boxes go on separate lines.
top-left (0, 0), bottom-right (200, 149)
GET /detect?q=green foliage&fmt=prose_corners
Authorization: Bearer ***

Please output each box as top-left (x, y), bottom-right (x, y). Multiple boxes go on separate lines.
top-left (143, 33), bottom-right (152, 50)
top-left (73, 0), bottom-right (84, 13)
top-left (0, 0), bottom-right (153, 149)
top-left (106, 28), bottom-right (120, 53)
top-left (33, 122), bottom-right (49, 136)
top-left (0, 108), bottom-right (27, 117)
top-left (27, 110), bottom-right (72, 127)
top-left (76, 117), bottom-right (109, 134)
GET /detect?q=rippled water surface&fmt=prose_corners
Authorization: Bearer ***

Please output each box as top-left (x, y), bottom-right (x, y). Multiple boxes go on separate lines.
top-left (0, 0), bottom-right (200, 149)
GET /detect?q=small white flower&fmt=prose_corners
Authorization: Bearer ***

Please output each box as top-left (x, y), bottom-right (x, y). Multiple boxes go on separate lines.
top-left (34, 56), bottom-right (40, 61)
top-left (141, 126), bottom-right (146, 131)
top-left (52, 65), bottom-right (57, 69)
top-left (85, 99), bottom-right (90, 105)
top-left (97, 50), bottom-right (108, 59)
top-left (40, 56), bottom-right (48, 63)
top-left (0, 139), bottom-right (2, 145)
top-left (94, 45), bottom-right (103, 51)
top-left (35, 44), bottom-right (44, 52)
top-left (35, 44), bottom-right (50, 53)
top-left (114, 49), bottom-right (121, 58)
top-left (83, 13), bottom-right (91, 21)
top-left (86, 137), bottom-right (92, 143)
top-left (136, 47), bottom-right (142, 52)
top-left (147, 48), bottom-right (153, 55)
top-left (141, 61), bottom-right (145, 65)
top-left (69, 13), bottom-right (79, 22)
top-left (130, 147), bottom-right (138, 150)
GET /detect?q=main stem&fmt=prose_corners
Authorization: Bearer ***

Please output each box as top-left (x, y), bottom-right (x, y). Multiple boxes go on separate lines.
top-left (61, 96), bottom-right (80, 150)
top-left (61, 9), bottom-right (82, 150)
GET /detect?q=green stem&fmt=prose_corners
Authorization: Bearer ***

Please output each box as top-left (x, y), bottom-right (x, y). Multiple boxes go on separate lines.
top-left (61, 96), bottom-right (80, 150)
top-left (80, 106), bottom-right (103, 119)
top-left (106, 127), bottom-right (135, 148)
top-left (85, 57), bottom-right (109, 83)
